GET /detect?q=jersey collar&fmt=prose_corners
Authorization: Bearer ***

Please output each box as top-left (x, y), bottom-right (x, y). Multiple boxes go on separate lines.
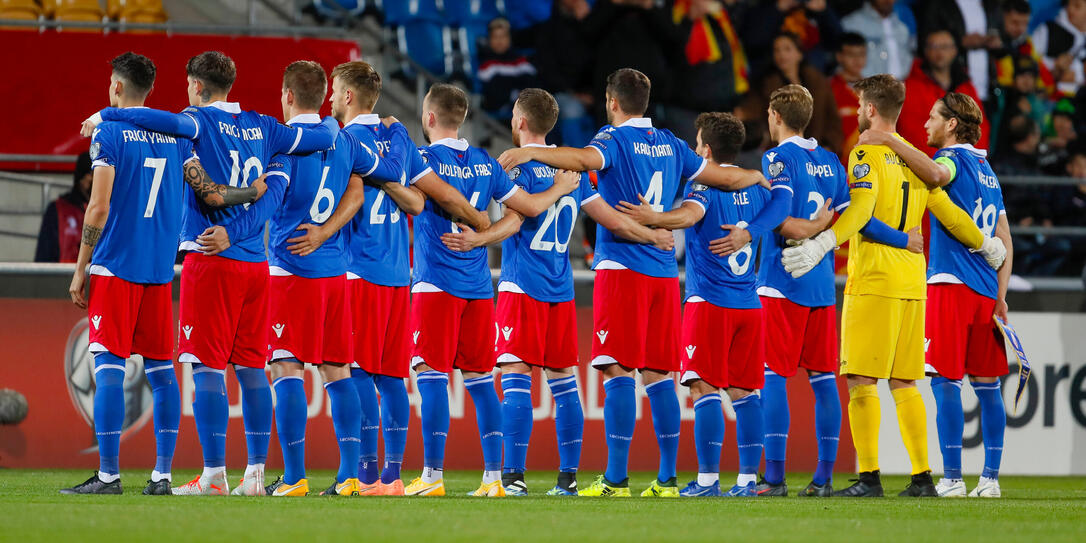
top-left (522, 143), bottom-right (555, 148)
top-left (286, 113), bottom-right (322, 126)
top-left (719, 163), bottom-right (738, 168)
top-left (345, 113), bottom-right (380, 127)
top-left (208, 101), bottom-right (241, 114)
top-left (618, 117), bottom-right (653, 128)
top-left (945, 143), bottom-right (987, 157)
top-left (781, 135), bottom-right (818, 150)
top-left (431, 137), bottom-right (470, 151)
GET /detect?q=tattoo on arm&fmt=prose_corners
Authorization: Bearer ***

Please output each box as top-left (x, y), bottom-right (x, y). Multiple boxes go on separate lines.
top-left (81, 224), bottom-right (102, 247)
top-left (184, 159), bottom-right (256, 207)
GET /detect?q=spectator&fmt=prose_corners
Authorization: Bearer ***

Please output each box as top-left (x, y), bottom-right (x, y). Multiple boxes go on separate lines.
top-left (1039, 99), bottom-right (1079, 173)
top-left (1056, 140), bottom-right (1086, 227)
top-left (35, 152), bottom-right (91, 263)
top-left (831, 32), bottom-right (867, 158)
top-left (534, 0), bottom-right (597, 145)
top-left (479, 17), bottom-right (540, 121)
top-left (841, 0), bottom-right (914, 79)
top-left (899, 30), bottom-right (989, 156)
top-left (917, 0), bottom-right (1002, 102)
top-left (1031, 0), bottom-right (1086, 97)
top-left (739, 0), bottom-right (842, 79)
top-left (740, 32), bottom-right (842, 153)
top-left (994, 0), bottom-right (1056, 94)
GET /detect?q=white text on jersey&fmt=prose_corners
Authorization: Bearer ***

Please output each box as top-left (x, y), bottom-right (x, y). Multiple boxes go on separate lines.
top-left (121, 130), bottom-right (177, 145)
top-left (217, 122), bottom-right (264, 141)
top-left (631, 142), bottom-right (674, 158)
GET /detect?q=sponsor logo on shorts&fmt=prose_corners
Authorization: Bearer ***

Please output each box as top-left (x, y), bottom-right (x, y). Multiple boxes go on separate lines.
top-left (90, 315), bottom-right (102, 330)
top-left (272, 323), bottom-right (285, 338)
top-left (182, 325), bottom-right (193, 340)
top-left (685, 345), bottom-right (696, 359)
top-left (501, 326), bottom-right (513, 341)
top-left (412, 331), bottom-right (420, 344)
top-left (596, 330), bottom-right (608, 344)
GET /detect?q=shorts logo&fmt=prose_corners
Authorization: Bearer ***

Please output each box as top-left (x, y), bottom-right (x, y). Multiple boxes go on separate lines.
top-left (272, 323), bottom-right (285, 338)
top-left (412, 331), bottom-right (420, 344)
top-left (501, 326), bottom-right (513, 341)
top-left (685, 345), bottom-right (696, 359)
top-left (924, 338), bottom-right (931, 353)
top-left (90, 315), bottom-right (102, 330)
top-left (182, 325), bottom-right (193, 340)
top-left (596, 330), bottom-right (608, 344)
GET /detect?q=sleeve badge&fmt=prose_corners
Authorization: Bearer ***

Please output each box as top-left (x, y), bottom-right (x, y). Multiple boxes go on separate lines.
top-left (768, 161), bottom-right (785, 177)
top-left (852, 163), bottom-right (871, 179)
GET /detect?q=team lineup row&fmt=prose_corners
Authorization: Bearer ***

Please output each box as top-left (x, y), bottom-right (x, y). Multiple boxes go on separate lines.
top-left (61, 49), bottom-right (1010, 500)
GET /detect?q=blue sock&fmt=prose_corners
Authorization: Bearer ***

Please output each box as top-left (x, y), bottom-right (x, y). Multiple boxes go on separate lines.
top-left (646, 378), bottom-right (680, 483)
top-left (761, 370), bottom-right (789, 485)
top-left (376, 375), bottom-right (409, 484)
top-left (325, 378), bottom-right (362, 483)
top-left (143, 359), bottom-right (180, 477)
top-left (272, 376), bottom-right (307, 485)
top-left (693, 393), bottom-right (724, 476)
top-left (603, 376), bottom-right (636, 484)
top-left (191, 364), bottom-right (228, 468)
top-left (547, 375), bottom-right (583, 473)
top-left (931, 376), bottom-right (964, 480)
top-left (733, 394), bottom-right (764, 478)
top-left (235, 367), bottom-right (272, 467)
top-left (809, 372), bottom-right (841, 485)
top-left (501, 373), bottom-right (533, 474)
top-left (93, 353), bottom-right (126, 476)
top-left (416, 371), bottom-right (450, 470)
top-left (465, 374), bottom-right (503, 472)
top-left (350, 368), bottom-right (380, 484)
top-left (973, 380), bottom-right (1006, 479)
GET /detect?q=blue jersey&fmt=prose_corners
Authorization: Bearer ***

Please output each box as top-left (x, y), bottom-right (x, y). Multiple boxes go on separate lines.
top-left (499, 153), bottom-right (600, 303)
top-left (927, 144), bottom-right (1006, 299)
top-left (587, 118), bottom-right (707, 278)
top-left (268, 117), bottom-right (384, 279)
top-left (343, 114), bottom-right (433, 286)
top-left (683, 178), bottom-right (770, 309)
top-left (413, 138), bottom-right (519, 299)
top-left (756, 137), bottom-right (850, 307)
top-left (88, 121), bottom-right (193, 285)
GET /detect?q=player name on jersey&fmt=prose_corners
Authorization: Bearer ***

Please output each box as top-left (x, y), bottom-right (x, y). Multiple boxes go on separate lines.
top-left (119, 130), bottom-right (177, 145)
top-left (435, 162), bottom-right (493, 179)
top-left (215, 122), bottom-right (264, 141)
top-left (631, 142), bottom-right (675, 158)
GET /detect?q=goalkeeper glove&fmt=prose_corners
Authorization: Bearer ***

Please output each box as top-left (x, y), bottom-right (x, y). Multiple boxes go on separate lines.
top-left (976, 237), bottom-right (1007, 270)
top-left (782, 230), bottom-right (836, 278)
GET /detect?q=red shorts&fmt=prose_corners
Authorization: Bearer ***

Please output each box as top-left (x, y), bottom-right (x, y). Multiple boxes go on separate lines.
top-left (591, 269), bottom-right (680, 372)
top-left (679, 301), bottom-right (765, 390)
top-left (495, 291), bottom-right (578, 369)
top-left (178, 252), bottom-right (270, 370)
top-left (925, 283), bottom-right (1008, 380)
top-left (409, 290), bottom-right (495, 374)
top-left (760, 296), bottom-right (838, 377)
top-left (269, 274), bottom-right (351, 365)
top-left (87, 275), bottom-right (174, 360)
top-left (351, 279), bottom-right (411, 378)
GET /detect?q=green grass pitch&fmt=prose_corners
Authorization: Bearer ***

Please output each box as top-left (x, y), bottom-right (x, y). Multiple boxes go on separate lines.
top-left (2, 470), bottom-right (1083, 542)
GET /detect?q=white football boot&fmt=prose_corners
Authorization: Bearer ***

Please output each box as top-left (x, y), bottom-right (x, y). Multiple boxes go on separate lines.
top-left (935, 478), bottom-right (967, 497)
top-left (172, 471), bottom-right (229, 496)
top-left (968, 477), bottom-right (1001, 498)
top-left (231, 468), bottom-right (266, 496)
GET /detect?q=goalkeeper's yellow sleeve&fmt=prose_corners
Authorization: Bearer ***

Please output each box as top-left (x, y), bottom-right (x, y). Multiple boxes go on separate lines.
top-left (927, 187), bottom-right (984, 250)
top-left (831, 190), bottom-right (876, 243)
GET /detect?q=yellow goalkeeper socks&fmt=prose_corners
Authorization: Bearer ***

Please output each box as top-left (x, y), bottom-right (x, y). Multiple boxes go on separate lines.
top-left (848, 384), bottom-right (881, 473)
top-left (892, 386), bottom-right (931, 475)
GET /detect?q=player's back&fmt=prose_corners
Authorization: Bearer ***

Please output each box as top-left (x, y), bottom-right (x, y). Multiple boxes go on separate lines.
top-left (684, 179), bottom-right (769, 309)
top-left (845, 139), bottom-right (930, 299)
top-left (758, 138), bottom-right (849, 307)
top-left (928, 144), bottom-right (1005, 299)
top-left (90, 120), bottom-right (191, 285)
top-left (589, 120), bottom-right (706, 278)
top-left (499, 159), bottom-right (597, 303)
top-left (268, 122), bottom-right (357, 278)
top-left (414, 139), bottom-right (517, 299)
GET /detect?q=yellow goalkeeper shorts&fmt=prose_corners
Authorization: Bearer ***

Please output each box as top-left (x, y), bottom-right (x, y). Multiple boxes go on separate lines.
top-left (839, 293), bottom-right (925, 381)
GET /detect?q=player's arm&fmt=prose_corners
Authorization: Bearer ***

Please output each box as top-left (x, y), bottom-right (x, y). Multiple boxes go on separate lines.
top-left (618, 196), bottom-right (705, 230)
top-left (380, 183), bottom-right (426, 216)
top-left (927, 188), bottom-right (1006, 269)
top-left (693, 162), bottom-right (770, 191)
top-left (442, 209), bottom-right (524, 252)
top-left (198, 170), bottom-right (290, 256)
top-left (183, 157), bottom-right (265, 207)
top-left (497, 145), bottom-right (603, 172)
top-left (84, 107), bottom-right (198, 139)
top-left (859, 218), bottom-right (922, 253)
top-left (69, 166), bottom-right (114, 309)
top-left (353, 126), bottom-right (407, 185)
top-left (859, 130), bottom-right (953, 187)
top-left (993, 214), bottom-right (1013, 320)
top-left (287, 173), bottom-right (366, 257)
top-left (502, 169), bottom-right (581, 218)
top-left (413, 171), bottom-right (491, 231)
top-left (582, 197), bottom-right (674, 250)
top-left (777, 198), bottom-right (834, 240)
top-left (267, 116), bottom-right (340, 155)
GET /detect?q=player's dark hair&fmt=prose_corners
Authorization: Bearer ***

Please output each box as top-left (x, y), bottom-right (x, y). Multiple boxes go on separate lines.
top-left (186, 51), bottom-right (236, 99)
top-left (111, 51), bottom-right (156, 98)
top-left (696, 112), bottom-right (745, 164)
top-left (426, 83), bottom-right (469, 129)
top-left (937, 92), bottom-right (983, 145)
top-left (854, 73), bottom-right (906, 121)
top-left (605, 68), bottom-right (651, 117)
top-left (515, 88), bottom-right (559, 135)
top-left (1005, 115), bottom-right (1038, 146)
top-left (839, 32), bottom-right (867, 51)
top-left (1006, 0), bottom-right (1031, 15)
top-left (331, 61), bottom-right (381, 110)
top-left (283, 61), bottom-right (328, 111)
top-left (769, 84), bottom-right (814, 132)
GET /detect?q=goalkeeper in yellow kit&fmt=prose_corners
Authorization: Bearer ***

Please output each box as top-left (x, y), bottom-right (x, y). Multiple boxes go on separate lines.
top-left (782, 74), bottom-right (1007, 497)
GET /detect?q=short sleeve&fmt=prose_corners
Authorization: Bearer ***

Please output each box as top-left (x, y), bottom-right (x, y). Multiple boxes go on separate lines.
top-left (265, 154), bottom-right (292, 185)
top-left (933, 149), bottom-right (960, 184)
top-left (351, 136), bottom-right (381, 177)
top-left (761, 150), bottom-right (793, 195)
top-left (682, 180), bottom-right (711, 212)
top-left (587, 128), bottom-right (620, 171)
top-left (579, 172), bottom-right (600, 205)
top-left (89, 125), bottom-right (117, 169)
top-left (506, 163), bottom-right (533, 191)
top-left (180, 107), bottom-right (203, 140)
top-left (178, 139), bottom-right (196, 164)
top-left (847, 146), bottom-right (878, 195)
top-left (491, 159), bottom-right (519, 203)
top-left (678, 140), bottom-right (708, 180)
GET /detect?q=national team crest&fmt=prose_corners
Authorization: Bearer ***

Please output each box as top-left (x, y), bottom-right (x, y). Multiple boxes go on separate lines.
top-left (594, 131), bottom-right (613, 141)
top-left (89, 141), bottom-right (101, 160)
top-left (691, 183), bottom-right (709, 192)
top-left (768, 161), bottom-right (785, 177)
top-left (852, 163), bottom-right (870, 179)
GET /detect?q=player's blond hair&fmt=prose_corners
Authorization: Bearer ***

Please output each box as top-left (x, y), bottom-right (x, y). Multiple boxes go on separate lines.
top-left (283, 61), bottom-right (327, 110)
top-left (331, 61), bottom-right (381, 110)
top-left (769, 84), bottom-right (814, 132)
top-left (853, 74), bottom-right (906, 122)
top-left (515, 88), bottom-right (559, 136)
top-left (426, 83), bottom-right (469, 130)
top-left (937, 92), bottom-right (983, 145)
